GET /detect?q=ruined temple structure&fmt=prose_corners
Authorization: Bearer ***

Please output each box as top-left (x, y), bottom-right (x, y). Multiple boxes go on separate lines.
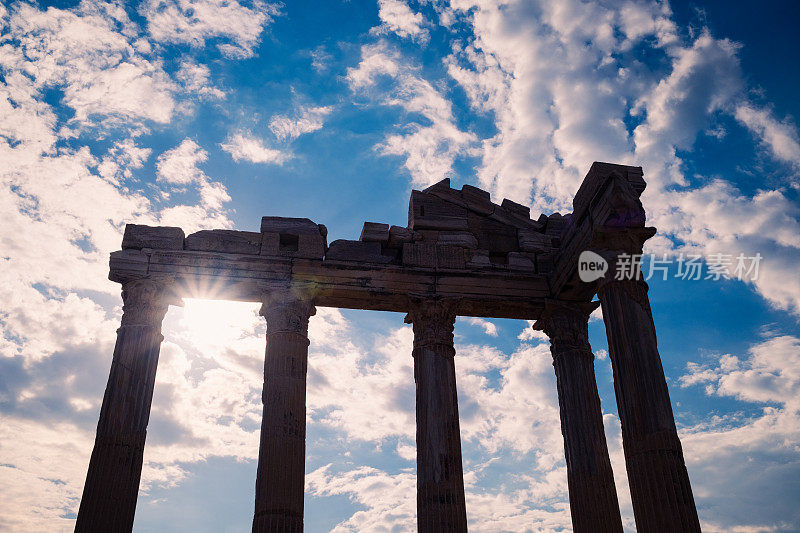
top-left (75, 162), bottom-right (701, 532)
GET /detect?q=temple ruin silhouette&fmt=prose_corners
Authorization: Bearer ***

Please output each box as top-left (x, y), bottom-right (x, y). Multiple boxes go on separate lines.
top-left (75, 162), bottom-right (700, 532)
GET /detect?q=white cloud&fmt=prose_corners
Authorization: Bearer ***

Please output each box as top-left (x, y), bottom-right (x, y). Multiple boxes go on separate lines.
top-left (464, 316), bottom-right (498, 336)
top-left (268, 105), bottom-right (333, 142)
top-left (156, 138), bottom-right (209, 185)
top-left (0, 0), bottom-right (176, 129)
top-left (143, 0), bottom-right (281, 59)
top-left (220, 132), bottom-right (290, 164)
top-left (0, 3), bottom-right (238, 512)
top-left (679, 333), bottom-right (800, 530)
top-left (437, 0), bottom-right (800, 317)
top-left (307, 312), bottom-right (417, 442)
top-left (735, 104), bottom-right (800, 168)
top-left (348, 42), bottom-right (477, 186)
top-left (309, 45), bottom-right (333, 72)
top-left (372, 0), bottom-right (429, 43)
top-left (307, 465), bottom-right (416, 532)
top-left (175, 59), bottom-right (225, 100)
top-left (632, 31), bottom-right (743, 188)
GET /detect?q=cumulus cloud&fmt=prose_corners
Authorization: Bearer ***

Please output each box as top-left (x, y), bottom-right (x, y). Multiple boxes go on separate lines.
top-left (437, 0), bottom-right (800, 317)
top-left (0, 0), bottom-right (176, 129)
top-left (156, 139), bottom-right (232, 218)
top-left (143, 0), bottom-right (281, 58)
top-left (0, 5), bottom-right (240, 525)
top-left (464, 317), bottom-right (498, 336)
top-left (268, 105), bottom-right (333, 142)
top-left (679, 333), bottom-right (800, 530)
top-left (371, 0), bottom-right (429, 43)
top-left (348, 42), bottom-right (477, 186)
top-left (220, 133), bottom-right (290, 164)
top-left (735, 104), bottom-right (800, 168)
top-left (175, 59), bottom-right (225, 100)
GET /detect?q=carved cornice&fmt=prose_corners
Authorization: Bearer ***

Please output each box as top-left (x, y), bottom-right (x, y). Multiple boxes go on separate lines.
top-left (259, 289), bottom-right (316, 336)
top-left (404, 296), bottom-right (458, 355)
top-left (119, 278), bottom-right (175, 328)
top-left (533, 300), bottom-right (597, 360)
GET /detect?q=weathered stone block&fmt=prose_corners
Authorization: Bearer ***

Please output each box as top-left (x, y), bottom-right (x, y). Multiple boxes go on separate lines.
top-left (185, 230), bottom-right (262, 254)
top-left (416, 230), bottom-right (440, 242)
top-left (537, 252), bottom-right (555, 274)
top-left (501, 198), bottom-right (531, 219)
top-left (108, 249), bottom-right (150, 282)
top-left (360, 222), bottom-right (390, 243)
top-left (438, 231), bottom-right (479, 249)
top-left (422, 177), bottom-right (452, 194)
top-left (388, 225), bottom-right (413, 248)
top-left (325, 240), bottom-right (393, 263)
top-left (508, 252), bottom-right (536, 271)
top-left (412, 216), bottom-right (469, 231)
top-left (408, 190), bottom-right (469, 230)
top-left (545, 213), bottom-right (568, 236)
top-left (402, 243), bottom-right (465, 269)
top-left (260, 216), bottom-right (320, 234)
top-left (122, 224), bottom-right (184, 250)
top-left (466, 249), bottom-right (491, 269)
top-left (461, 184), bottom-right (494, 215)
top-left (518, 229), bottom-right (553, 252)
top-left (402, 242), bottom-right (436, 268)
top-left (260, 216), bottom-right (327, 259)
top-left (261, 232), bottom-right (325, 259)
top-left (436, 245), bottom-right (466, 269)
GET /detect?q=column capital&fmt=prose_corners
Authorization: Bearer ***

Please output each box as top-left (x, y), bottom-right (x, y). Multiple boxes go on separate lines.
top-left (590, 227), bottom-right (655, 313)
top-left (119, 277), bottom-right (176, 328)
top-left (259, 288), bottom-right (316, 336)
top-left (591, 226), bottom-right (656, 257)
top-left (533, 300), bottom-right (599, 361)
top-left (596, 277), bottom-right (652, 317)
top-left (404, 296), bottom-right (458, 355)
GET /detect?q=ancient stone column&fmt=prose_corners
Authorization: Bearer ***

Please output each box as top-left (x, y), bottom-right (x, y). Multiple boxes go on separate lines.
top-left (76, 278), bottom-right (173, 532)
top-left (595, 230), bottom-right (701, 532)
top-left (535, 301), bottom-right (623, 533)
top-left (252, 290), bottom-right (315, 533)
top-left (404, 298), bottom-right (468, 533)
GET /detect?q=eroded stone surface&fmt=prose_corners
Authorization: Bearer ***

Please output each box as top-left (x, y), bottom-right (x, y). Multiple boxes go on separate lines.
top-left (122, 224), bottom-right (184, 250)
top-left (185, 230), bottom-right (262, 254)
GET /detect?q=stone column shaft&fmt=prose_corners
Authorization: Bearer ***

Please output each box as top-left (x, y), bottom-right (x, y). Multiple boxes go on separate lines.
top-left (76, 279), bottom-right (171, 533)
top-left (252, 291), bottom-right (315, 533)
top-left (405, 299), bottom-right (467, 533)
top-left (598, 277), bottom-right (700, 532)
top-left (537, 302), bottom-right (623, 533)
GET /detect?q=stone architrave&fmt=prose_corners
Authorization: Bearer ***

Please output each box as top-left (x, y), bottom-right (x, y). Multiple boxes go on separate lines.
top-left (75, 278), bottom-right (174, 532)
top-left (252, 289), bottom-right (316, 533)
top-left (405, 298), bottom-right (468, 533)
top-left (535, 300), bottom-right (623, 533)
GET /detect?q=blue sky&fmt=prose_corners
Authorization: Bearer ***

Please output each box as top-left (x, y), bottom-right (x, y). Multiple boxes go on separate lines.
top-left (1, 0), bottom-right (799, 531)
